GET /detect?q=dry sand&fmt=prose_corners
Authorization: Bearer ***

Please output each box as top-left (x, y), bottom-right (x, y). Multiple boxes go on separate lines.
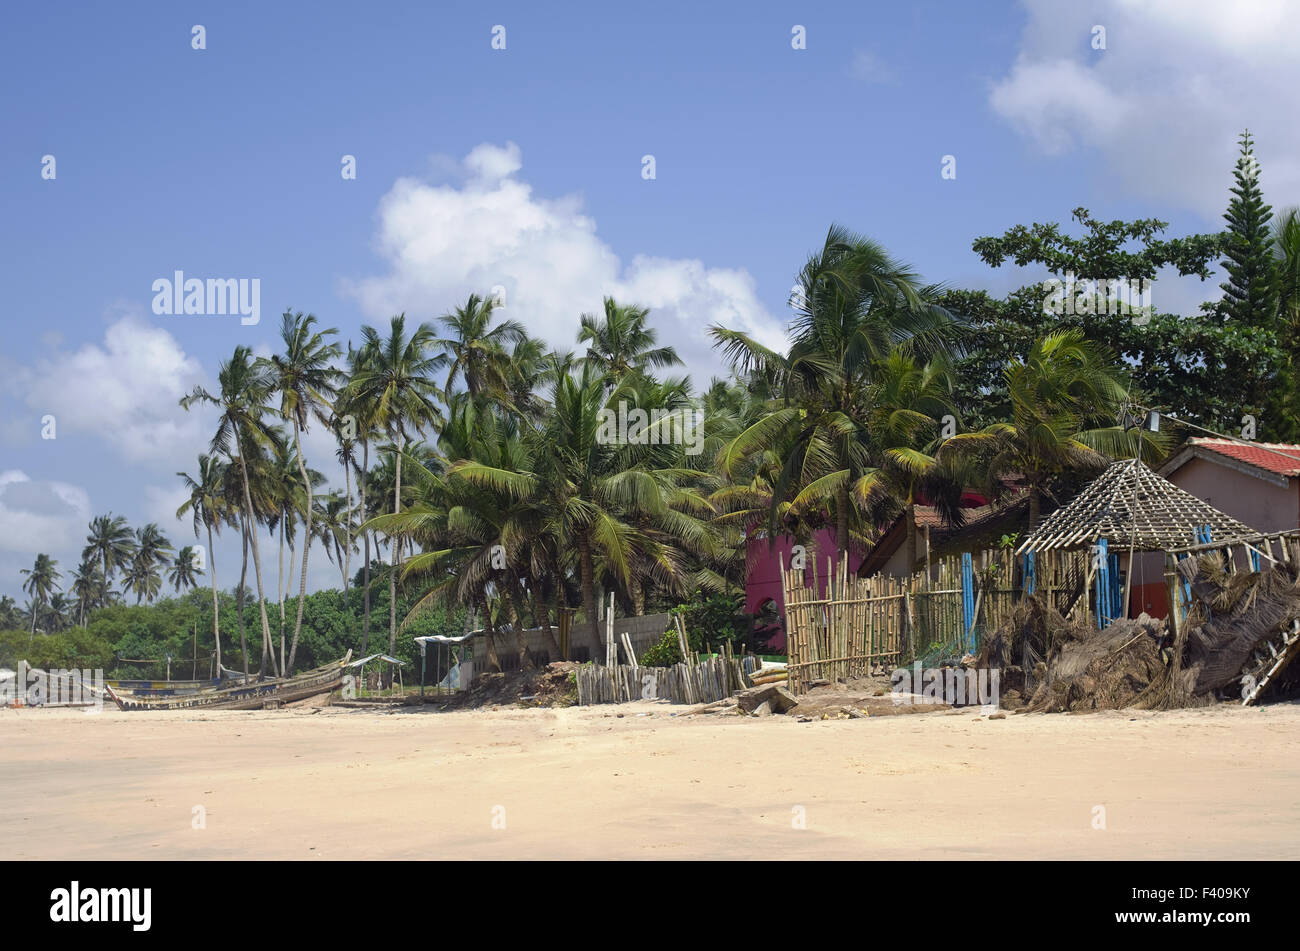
top-left (3, 699), bottom-right (1298, 859)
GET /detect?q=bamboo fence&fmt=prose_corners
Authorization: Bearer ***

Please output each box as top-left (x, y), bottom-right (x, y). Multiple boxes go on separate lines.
top-left (781, 547), bottom-right (1091, 694)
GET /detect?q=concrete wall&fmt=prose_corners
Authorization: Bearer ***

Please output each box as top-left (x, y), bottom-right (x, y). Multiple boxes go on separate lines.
top-left (470, 612), bottom-right (674, 671)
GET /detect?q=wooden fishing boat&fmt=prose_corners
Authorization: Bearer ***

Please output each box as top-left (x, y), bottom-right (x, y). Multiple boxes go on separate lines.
top-left (105, 652), bottom-right (352, 711)
top-left (104, 676), bottom-right (223, 698)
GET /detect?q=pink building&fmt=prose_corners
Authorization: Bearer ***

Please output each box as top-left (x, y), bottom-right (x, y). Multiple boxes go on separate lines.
top-left (744, 528), bottom-right (864, 652)
top-left (1159, 439), bottom-right (1300, 532)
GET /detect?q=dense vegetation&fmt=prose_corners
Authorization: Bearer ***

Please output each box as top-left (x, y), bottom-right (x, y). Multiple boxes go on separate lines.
top-left (6, 131), bottom-right (1297, 677)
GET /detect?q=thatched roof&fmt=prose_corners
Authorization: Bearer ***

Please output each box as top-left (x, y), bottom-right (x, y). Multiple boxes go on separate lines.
top-left (1017, 459), bottom-right (1260, 554)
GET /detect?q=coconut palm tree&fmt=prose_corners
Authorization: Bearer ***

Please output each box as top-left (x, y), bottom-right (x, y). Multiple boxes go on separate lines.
top-left (710, 225), bottom-right (961, 552)
top-left (134, 524), bottom-right (173, 577)
top-left (168, 547), bottom-right (201, 593)
top-left (181, 346), bottom-right (281, 678)
top-left (577, 296), bottom-right (682, 383)
top-left (1271, 207), bottom-right (1300, 439)
top-left (316, 491), bottom-right (356, 590)
top-left (45, 593), bottom-right (73, 633)
top-left (941, 330), bottom-right (1165, 528)
top-left (450, 364), bottom-right (646, 658)
top-left (69, 557), bottom-right (104, 627)
top-left (123, 552), bottom-right (163, 604)
top-left (20, 553), bottom-right (61, 638)
top-left (337, 342), bottom-right (382, 656)
top-left (435, 293), bottom-right (526, 400)
top-left (82, 514), bottom-right (136, 596)
top-left (331, 415), bottom-right (360, 592)
top-left (349, 315), bottom-right (446, 662)
top-left (177, 453), bottom-right (231, 671)
top-left (268, 311), bottom-right (343, 673)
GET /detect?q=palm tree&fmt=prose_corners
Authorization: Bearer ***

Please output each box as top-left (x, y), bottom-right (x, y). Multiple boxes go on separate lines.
top-left (177, 454), bottom-right (231, 671)
top-left (269, 310), bottom-right (343, 673)
top-left (135, 524), bottom-right (174, 577)
top-left (349, 315), bottom-right (446, 662)
top-left (710, 225), bottom-right (961, 552)
top-left (578, 296), bottom-right (682, 383)
top-left (332, 415), bottom-right (360, 592)
top-left (168, 547), bottom-right (202, 592)
top-left (123, 551), bottom-right (163, 604)
top-left (82, 514), bottom-right (136, 597)
top-left (1271, 208), bottom-right (1300, 439)
top-left (337, 343), bottom-right (381, 656)
top-left (435, 293), bottom-right (526, 399)
top-left (69, 557), bottom-right (104, 627)
top-left (181, 346), bottom-right (280, 678)
top-left (451, 364), bottom-right (645, 658)
top-left (20, 553), bottom-right (61, 638)
top-left (856, 352), bottom-right (966, 570)
top-left (942, 330), bottom-right (1165, 527)
top-left (316, 491), bottom-right (356, 590)
top-left (46, 593), bottom-right (73, 633)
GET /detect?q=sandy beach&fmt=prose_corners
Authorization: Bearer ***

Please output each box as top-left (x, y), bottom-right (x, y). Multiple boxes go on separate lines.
top-left (3, 699), bottom-right (1298, 860)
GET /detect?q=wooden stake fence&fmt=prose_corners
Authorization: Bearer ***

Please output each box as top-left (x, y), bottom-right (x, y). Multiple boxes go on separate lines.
top-left (575, 650), bottom-right (754, 705)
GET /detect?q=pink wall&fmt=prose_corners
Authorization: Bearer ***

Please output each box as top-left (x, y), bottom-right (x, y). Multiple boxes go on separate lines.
top-left (745, 529), bottom-right (865, 652)
top-left (1169, 458), bottom-right (1298, 534)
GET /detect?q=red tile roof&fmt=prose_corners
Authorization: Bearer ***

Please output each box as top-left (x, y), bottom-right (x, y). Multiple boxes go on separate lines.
top-left (1187, 438), bottom-right (1300, 477)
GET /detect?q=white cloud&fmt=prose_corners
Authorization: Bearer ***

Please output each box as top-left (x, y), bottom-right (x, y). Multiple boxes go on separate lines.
top-left (990, 0), bottom-right (1300, 216)
top-left (0, 471), bottom-right (91, 555)
top-left (8, 313), bottom-right (210, 465)
top-left (344, 143), bottom-right (786, 386)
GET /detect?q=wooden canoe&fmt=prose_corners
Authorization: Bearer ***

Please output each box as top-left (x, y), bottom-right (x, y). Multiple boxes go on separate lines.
top-left (105, 652), bottom-right (352, 712)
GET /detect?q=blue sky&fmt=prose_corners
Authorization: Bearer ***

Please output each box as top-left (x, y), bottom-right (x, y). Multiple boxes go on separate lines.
top-left (2, 0), bottom-right (1298, 602)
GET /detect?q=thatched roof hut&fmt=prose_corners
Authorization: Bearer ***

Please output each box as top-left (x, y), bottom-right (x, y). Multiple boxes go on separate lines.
top-left (1017, 459), bottom-right (1261, 555)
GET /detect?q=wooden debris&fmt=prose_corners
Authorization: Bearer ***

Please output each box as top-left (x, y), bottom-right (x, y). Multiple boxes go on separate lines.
top-left (735, 682), bottom-right (798, 715)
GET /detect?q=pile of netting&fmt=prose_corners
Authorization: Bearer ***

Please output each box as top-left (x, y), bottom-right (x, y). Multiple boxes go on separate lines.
top-left (975, 552), bottom-right (1300, 712)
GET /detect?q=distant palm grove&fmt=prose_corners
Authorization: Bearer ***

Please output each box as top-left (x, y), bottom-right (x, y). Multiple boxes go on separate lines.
top-left (4, 132), bottom-right (1298, 680)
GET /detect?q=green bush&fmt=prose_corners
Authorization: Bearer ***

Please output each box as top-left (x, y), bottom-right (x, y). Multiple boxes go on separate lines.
top-left (669, 593), bottom-right (747, 652)
top-left (639, 629), bottom-right (682, 667)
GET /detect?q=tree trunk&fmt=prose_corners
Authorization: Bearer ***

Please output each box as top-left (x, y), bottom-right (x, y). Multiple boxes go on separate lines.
top-left (1029, 486), bottom-right (1041, 530)
top-left (207, 522), bottom-right (221, 671)
top-left (905, 501), bottom-right (918, 572)
top-left (288, 419), bottom-right (312, 674)
top-left (361, 441), bottom-right (371, 657)
top-left (503, 575), bottom-right (533, 670)
top-left (238, 520), bottom-right (250, 679)
top-left (388, 437), bottom-right (402, 664)
top-left (837, 480), bottom-right (851, 555)
top-left (278, 516), bottom-right (286, 676)
top-left (234, 431), bottom-right (277, 678)
top-left (481, 598), bottom-right (502, 673)
top-left (343, 455), bottom-right (352, 593)
top-left (531, 585), bottom-right (563, 661)
top-left (579, 535), bottom-right (602, 662)
top-left (629, 572), bottom-right (645, 617)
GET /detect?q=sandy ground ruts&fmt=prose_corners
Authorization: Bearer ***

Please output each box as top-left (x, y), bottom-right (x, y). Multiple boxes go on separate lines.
top-left (2, 699), bottom-right (1298, 859)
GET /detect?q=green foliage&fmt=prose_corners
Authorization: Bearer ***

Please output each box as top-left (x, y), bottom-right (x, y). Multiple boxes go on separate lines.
top-left (639, 629), bottom-right (682, 667)
top-left (0, 582), bottom-right (464, 680)
top-left (669, 592), bottom-right (746, 651)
